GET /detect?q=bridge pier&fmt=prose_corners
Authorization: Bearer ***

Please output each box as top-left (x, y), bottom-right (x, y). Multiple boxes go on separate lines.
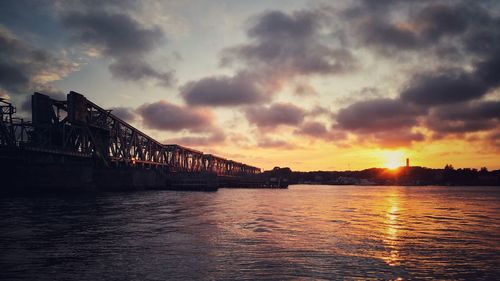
top-left (0, 153), bottom-right (287, 194)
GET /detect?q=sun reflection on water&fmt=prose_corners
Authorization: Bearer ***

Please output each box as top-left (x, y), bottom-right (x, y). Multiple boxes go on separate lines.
top-left (385, 193), bottom-right (401, 266)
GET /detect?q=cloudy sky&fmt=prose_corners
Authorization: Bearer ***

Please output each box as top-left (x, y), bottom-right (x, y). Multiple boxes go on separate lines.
top-left (1, 0), bottom-right (499, 170)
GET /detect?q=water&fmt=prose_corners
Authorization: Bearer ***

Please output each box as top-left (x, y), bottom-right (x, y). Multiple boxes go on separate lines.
top-left (1, 185), bottom-right (499, 280)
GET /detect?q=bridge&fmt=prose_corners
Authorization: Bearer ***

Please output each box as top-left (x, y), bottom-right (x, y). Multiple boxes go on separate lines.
top-left (0, 91), bottom-right (280, 192)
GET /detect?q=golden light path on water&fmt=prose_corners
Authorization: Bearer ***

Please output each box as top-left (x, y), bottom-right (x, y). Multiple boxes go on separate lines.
top-left (385, 192), bottom-right (400, 267)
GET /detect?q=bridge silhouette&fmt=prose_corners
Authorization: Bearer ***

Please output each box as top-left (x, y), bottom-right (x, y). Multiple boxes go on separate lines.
top-left (0, 91), bottom-right (285, 192)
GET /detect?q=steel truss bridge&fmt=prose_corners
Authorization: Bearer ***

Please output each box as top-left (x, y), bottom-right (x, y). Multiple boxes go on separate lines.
top-left (0, 91), bottom-right (260, 177)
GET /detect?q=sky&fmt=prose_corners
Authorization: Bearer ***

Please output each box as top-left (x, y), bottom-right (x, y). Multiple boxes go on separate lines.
top-left (0, 0), bottom-right (499, 171)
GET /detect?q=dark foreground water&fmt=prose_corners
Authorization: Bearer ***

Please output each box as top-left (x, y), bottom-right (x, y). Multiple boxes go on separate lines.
top-left (1, 185), bottom-right (499, 280)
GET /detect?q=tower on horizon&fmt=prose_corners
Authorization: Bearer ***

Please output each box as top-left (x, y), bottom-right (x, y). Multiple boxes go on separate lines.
top-left (406, 158), bottom-right (410, 168)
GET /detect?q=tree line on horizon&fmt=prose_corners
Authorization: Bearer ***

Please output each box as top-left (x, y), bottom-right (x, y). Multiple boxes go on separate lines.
top-left (266, 166), bottom-right (500, 186)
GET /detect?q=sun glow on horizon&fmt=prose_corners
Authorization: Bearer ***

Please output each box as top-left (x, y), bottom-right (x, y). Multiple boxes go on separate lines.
top-left (381, 151), bottom-right (405, 169)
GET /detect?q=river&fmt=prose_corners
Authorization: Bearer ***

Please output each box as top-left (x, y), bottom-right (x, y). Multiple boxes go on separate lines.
top-left (1, 185), bottom-right (499, 280)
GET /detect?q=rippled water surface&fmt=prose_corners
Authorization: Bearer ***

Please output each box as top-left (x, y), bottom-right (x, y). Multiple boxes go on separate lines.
top-left (1, 185), bottom-right (499, 280)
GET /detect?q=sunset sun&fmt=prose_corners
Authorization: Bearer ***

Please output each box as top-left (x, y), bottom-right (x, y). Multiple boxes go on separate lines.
top-left (381, 151), bottom-right (405, 169)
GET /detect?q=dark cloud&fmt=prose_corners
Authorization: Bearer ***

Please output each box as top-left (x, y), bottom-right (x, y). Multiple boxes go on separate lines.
top-left (400, 49), bottom-right (500, 107)
top-left (337, 71), bottom-right (500, 147)
top-left (111, 106), bottom-right (137, 123)
top-left (0, 63), bottom-right (29, 90)
top-left (337, 79), bottom-right (499, 147)
top-left (0, 0), bottom-right (63, 43)
top-left (62, 11), bottom-right (162, 56)
top-left (109, 59), bottom-right (174, 87)
top-left (248, 10), bottom-right (317, 40)
top-left (62, 0), bottom-right (139, 14)
top-left (245, 103), bottom-right (306, 129)
top-left (0, 27), bottom-right (75, 95)
top-left (425, 101), bottom-right (500, 134)
top-left (180, 72), bottom-right (268, 106)
top-left (459, 4), bottom-right (499, 57)
top-left (345, 2), bottom-right (419, 53)
top-left (351, 2), bottom-right (490, 52)
top-left (358, 18), bottom-right (418, 51)
top-left (475, 53), bottom-right (500, 88)
top-left (422, 3), bottom-right (496, 55)
top-left (358, 0), bottom-right (408, 10)
top-left (61, 9), bottom-right (174, 86)
top-left (334, 98), bottom-right (427, 147)
top-left (415, 4), bottom-right (470, 40)
top-left (400, 70), bottom-right (487, 106)
top-left (336, 98), bottom-right (424, 132)
top-left (463, 25), bottom-right (500, 57)
top-left (137, 100), bottom-right (212, 132)
top-left (431, 100), bottom-right (500, 121)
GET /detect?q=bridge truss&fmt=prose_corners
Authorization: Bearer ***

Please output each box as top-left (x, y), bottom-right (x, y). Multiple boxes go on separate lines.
top-left (0, 91), bottom-right (260, 176)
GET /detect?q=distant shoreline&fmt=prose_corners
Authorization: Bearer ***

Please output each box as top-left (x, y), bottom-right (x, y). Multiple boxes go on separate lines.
top-left (284, 166), bottom-right (500, 186)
